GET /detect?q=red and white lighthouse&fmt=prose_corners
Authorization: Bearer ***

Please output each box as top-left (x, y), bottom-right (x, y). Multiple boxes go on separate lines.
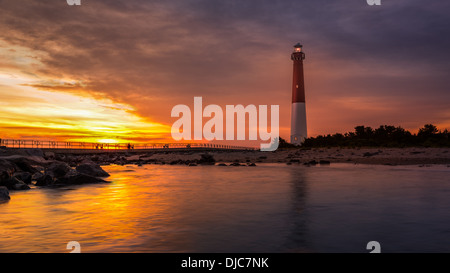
top-left (290, 43), bottom-right (307, 145)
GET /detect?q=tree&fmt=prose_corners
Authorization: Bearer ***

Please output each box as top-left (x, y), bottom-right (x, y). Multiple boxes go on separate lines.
top-left (418, 124), bottom-right (438, 137)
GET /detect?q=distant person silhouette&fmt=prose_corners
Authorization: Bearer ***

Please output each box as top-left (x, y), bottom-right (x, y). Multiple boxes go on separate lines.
top-left (127, 143), bottom-right (131, 150)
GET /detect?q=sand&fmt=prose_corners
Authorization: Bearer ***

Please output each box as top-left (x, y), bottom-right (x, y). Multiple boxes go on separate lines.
top-left (138, 147), bottom-right (450, 166)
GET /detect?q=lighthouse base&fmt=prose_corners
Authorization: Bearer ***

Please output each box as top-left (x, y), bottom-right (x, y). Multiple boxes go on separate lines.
top-left (290, 102), bottom-right (307, 145)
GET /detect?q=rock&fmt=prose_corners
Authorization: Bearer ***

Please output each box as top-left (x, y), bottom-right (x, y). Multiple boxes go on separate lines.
top-left (25, 149), bottom-right (44, 157)
top-left (10, 157), bottom-right (38, 173)
top-left (0, 186), bottom-right (10, 202)
top-left (289, 159), bottom-right (301, 163)
top-left (2, 177), bottom-right (30, 190)
top-left (76, 163), bottom-right (110, 177)
top-left (286, 162), bottom-right (292, 165)
top-left (12, 180), bottom-right (30, 190)
top-left (13, 172), bottom-right (32, 184)
top-left (44, 152), bottom-right (55, 159)
top-left (198, 153), bottom-right (216, 165)
top-left (47, 162), bottom-right (72, 178)
top-left (248, 163), bottom-right (257, 166)
top-left (217, 163), bottom-right (227, 166)
top-left (35, 174), bottom-right (54, 186)
top-left (0, 159), bottom-right (17, 186)
top-left (319, 160), bottom-right (331, 165)
top-left (304, 160), bottom-right (318, 166)
top-left (230, 162), bottom-right (242, 166)
top-left (56, 173), bottom-right (106, 185)
top-left (32, 172), bottom-right (44, 181)
top-left (188, 163), bottom-right (197, 166)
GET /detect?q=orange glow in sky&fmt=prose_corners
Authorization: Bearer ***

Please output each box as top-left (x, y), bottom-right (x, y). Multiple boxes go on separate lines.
top-left (1, 1), bottom-right (449, 145)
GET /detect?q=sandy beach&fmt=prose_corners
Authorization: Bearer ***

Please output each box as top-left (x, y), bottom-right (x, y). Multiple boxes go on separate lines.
top-left (125, 147), bottom-right (450, 166)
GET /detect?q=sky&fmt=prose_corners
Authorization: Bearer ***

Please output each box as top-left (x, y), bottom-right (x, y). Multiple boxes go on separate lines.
top-left (0, 0), bottom-right (449, 145)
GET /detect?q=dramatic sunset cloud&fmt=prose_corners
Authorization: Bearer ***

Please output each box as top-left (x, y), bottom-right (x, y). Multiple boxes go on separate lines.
top-left (0, 0), bottom-right (449, 144)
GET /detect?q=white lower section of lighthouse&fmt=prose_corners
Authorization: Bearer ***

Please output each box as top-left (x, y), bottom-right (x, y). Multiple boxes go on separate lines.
top-left (290, 102), bottom-right (307, 145)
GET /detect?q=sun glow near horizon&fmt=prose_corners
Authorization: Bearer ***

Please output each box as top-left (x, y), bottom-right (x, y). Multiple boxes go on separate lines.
top-left (0, 72), bottom-right (171, 144)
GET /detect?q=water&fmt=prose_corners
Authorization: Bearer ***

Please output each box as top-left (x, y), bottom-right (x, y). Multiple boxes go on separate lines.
top-left (1, 163), bottom-right (450, 253)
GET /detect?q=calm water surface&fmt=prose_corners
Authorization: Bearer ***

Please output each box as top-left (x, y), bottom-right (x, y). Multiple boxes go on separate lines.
top-left (1, 163), bottom-right (450, 253)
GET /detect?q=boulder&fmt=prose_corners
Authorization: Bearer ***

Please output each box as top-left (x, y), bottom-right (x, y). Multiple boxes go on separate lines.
top-left (56, 173), bottom-right (106, 185)
top-left (44, 152), bottom-right (55, 159)
top-left (319, 160), bottom-right (331, 165)
top-left (0, 186), bottom-right (10, 202)
top-left (47, 162), bottom-right (72, 178)
top-left (304, 160), bottom-right (318, 166)
top-left (198, 153), bottom-right (216, 165)
top-left (25, 149), bottom-right (44, 157)
top-left (11, 180), bottom-right (30, 190)
top-left (0, 159), bottom-right (17, 173)
top-left (35, 174), bottom-right (54, 186)
top-left (13, 172), bottom-right (32, 184)
top-left (0, 159), bottom-right (17, 186)
top-left (76, 163), bottom-right (110, 177)
top-left (2, 177), bottom-right (30, 190)
top-left (11, 157), bottom-right (38, 173)
top-left (32, 172), bottom-right (44, 181)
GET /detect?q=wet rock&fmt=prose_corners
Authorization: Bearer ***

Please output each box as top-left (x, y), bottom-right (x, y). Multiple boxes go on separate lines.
top-left (12, 180), bottom-right (30, 190)
top-left (0, 186), bottom-right (10, 202)
top-left (13, 172), bottom-right (32, 184)
top-left (198, 154), bottom-right (216, 165)
top-left (319, 160), bottom-right (331, 165)
top-left (11, 157), bottom-right (38, 173)
top-left (188, 163), bottom-right (197, 166)
top-left (0, 160), bottom-right (17, 186)
top-left (47, 162), bottom-right (72, 178)
top-left (35, 174), bottom-right (54, 186)
top-left (76, 163), bottom-right (110, 177)
top-left (304, 160), bottom-right (318, 166)
top-left (289, 159), bottom-right (301, 163)
top-left (2, 177), bottom-right (30, 190)
top-left (248, 163), bottom-right (257, 166)
top-left (217, 163), bottom-right (227, 166)
top-left (32, 172), bottom-right (44, 182)
top-left (230, 162), bottom-right (242, 166)
top-left (56, 173), bottom-right (106, 185)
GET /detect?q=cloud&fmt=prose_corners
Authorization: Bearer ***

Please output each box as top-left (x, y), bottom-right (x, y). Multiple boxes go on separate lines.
top-left (0, 0), bottom-right (449, 142)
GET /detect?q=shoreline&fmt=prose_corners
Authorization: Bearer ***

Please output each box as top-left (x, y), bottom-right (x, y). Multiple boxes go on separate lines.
top-left (2, 147), bottom-right (450, 166)
top-left (114, 147), bottom-right (450, 166)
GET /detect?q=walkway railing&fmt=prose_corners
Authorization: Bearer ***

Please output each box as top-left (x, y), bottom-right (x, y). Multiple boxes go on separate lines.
top-left (0, 139), bottom-right (255, 151)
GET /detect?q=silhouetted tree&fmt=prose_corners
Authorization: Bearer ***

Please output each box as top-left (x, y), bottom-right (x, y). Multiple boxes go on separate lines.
top-left (302, 124), bottom-right (449, 148)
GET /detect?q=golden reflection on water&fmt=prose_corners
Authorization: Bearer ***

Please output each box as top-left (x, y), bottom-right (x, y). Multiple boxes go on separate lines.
top-left (0, 164), bottom-right (293, 253)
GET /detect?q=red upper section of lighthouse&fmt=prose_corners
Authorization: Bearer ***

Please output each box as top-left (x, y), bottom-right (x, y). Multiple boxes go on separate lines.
top-left (291, 43), bottom-right (306, 103)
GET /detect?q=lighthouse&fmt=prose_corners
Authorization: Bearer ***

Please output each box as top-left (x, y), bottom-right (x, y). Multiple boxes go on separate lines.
top-left (290, 43), bottom-right (307, 145)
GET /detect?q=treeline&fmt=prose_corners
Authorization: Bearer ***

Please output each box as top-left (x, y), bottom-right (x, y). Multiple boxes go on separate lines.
top-left (301, 124), bottom-right (450, 148)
